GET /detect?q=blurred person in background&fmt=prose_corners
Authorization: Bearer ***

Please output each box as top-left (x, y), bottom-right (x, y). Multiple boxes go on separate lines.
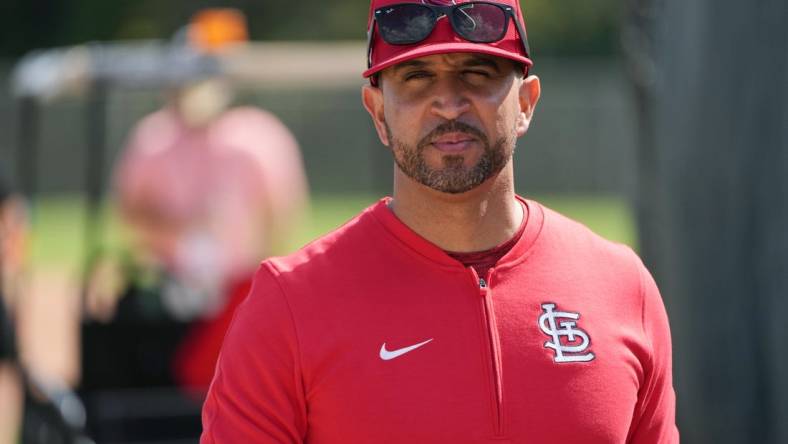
top-left (1, 178), bottom-right (89, 444)
top-left (87, 9), bottom-right (309, 393)
top-left (201, 0), bottom-right (677, 442)
top-left (0, 174), bottom-right (27, 444)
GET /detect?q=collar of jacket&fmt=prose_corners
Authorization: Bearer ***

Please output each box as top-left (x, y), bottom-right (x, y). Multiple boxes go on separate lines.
top-left (369, 195), bottom-right (544, 272)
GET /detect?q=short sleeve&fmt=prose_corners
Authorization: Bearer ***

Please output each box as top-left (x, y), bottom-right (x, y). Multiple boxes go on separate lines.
top-left (627, 260), bottom-right (680, 443)
top-left (201, 263), bottom-right (307, 443)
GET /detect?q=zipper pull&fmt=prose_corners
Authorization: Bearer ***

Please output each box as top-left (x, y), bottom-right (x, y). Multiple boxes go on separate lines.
top-left (479, 277), bottom-right (488, 296)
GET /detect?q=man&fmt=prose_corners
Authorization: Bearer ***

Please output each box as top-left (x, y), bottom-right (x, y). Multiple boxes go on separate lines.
top-left (0, 175), bottom-right (26, 444)
top-left (92, 11), bottom-right (308, 391)
top-left (101, 76), bottom-right (308, 391)
top-left (201, 0), bottom-right (678, 442)
top-left (113, 77), bottom-right (308, 315)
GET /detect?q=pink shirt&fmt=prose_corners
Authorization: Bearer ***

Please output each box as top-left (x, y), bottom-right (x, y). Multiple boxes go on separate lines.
top-left (115, 106), bottom-right (307, 283)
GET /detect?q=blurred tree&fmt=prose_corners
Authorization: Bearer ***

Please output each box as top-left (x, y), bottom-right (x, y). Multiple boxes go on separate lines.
top-left (0, 0), bottom-right (68, 56)
top-left (526, 0), bottom-right (622, 56)
top-left (0, 0), bottom-right (623, 58)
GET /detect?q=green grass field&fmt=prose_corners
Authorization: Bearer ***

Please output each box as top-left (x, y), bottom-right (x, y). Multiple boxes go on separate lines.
top-left (29, 193), bottom-right (636, 268)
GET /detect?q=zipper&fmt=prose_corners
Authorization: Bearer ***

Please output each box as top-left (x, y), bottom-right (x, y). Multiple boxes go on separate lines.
top-left (474, 269), bottom-right (504, 437)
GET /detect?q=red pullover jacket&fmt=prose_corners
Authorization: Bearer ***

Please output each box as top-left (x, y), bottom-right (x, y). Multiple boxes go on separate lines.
top-left (201, 198), bottom-right (679, 443)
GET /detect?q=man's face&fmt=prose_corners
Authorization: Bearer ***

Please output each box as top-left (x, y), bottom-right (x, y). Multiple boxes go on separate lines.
top-left (363, 52), bottom-right (539, 194)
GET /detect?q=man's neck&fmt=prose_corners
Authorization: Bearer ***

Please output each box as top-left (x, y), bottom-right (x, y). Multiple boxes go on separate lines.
top-left (389, 163), bottom-right (523, 253)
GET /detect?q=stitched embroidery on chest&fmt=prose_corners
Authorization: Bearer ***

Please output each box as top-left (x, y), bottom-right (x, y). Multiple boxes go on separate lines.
top-left (538, 303), bottom-right (595, 363)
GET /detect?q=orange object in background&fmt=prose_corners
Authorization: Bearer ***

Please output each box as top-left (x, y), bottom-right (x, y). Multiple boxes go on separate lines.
top-left (188, 8), bottom-right (249, 53)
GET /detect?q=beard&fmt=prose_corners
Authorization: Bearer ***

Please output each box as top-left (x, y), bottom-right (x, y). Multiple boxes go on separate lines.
top-left (386, 120), bottom-right (515, 194)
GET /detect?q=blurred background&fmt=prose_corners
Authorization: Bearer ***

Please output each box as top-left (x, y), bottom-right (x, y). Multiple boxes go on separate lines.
top-left (0, 0), bottom-right (785, 443)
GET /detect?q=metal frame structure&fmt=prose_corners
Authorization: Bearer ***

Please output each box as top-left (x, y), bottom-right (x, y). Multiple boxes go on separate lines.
top-left (9, 39), bottom-right (365, 443)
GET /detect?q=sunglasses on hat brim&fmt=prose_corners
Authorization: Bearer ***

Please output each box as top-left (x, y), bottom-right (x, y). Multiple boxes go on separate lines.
top-left (366, 1), bottom-right (531, 70)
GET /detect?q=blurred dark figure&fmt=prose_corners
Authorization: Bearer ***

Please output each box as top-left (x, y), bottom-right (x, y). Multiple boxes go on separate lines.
top-left (1, 176), bottom-right (92, 444)
top-left (0, 301), bottom-right (21, 444)
top-left (626, 0), bottom-right (788, 442)
top-left (0, 175), bottom-right (25, 444)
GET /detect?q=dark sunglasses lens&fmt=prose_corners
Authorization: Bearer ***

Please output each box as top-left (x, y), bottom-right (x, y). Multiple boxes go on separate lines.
top-left (452, 3), bottom-right (507, 42)
top-left (376, 5), bottom-right (436, 44)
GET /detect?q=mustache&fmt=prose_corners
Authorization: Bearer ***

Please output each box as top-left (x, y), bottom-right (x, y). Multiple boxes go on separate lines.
top-left (418, 120), bottom-right (488, 149)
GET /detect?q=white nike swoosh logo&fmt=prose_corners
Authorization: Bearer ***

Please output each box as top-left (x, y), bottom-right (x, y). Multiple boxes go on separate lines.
top-left (379, 338), bottom-right (433, 361)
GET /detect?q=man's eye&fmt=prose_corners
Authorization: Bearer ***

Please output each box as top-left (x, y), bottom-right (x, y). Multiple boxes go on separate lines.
top-left (404, 71), bottom-right (433, 81)
top-left (464, 70), bottom-right (491, 78)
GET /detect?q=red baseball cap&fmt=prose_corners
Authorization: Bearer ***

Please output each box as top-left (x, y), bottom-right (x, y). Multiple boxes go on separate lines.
top-left (363, 0), bottom-right (533, 80)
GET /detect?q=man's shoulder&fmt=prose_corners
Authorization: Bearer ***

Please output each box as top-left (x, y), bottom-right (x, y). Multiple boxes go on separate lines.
top-left (123, 108), bottom-right (182, 157)
top-left (218, 105), bottom-right (281, 125)
top-left (265, 198), bottom-right (388, 279)
top-left (531, 199), bottom-right (640, 268)
top-left (529, 199), bottom-right (653, 315)
top-left (214, 106), bottom-right (295, 143)
top-left (131, 107), bottom-right (179, 137)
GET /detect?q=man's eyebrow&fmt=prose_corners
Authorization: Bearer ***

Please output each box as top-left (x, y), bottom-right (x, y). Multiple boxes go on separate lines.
top-left (392, 60), bottom-right (430, 73)
top-left (462, 57), bottom-right (501, 72)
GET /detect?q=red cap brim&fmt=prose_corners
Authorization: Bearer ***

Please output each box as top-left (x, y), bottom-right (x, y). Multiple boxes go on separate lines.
top-left (362, 41), bottom-right (533, 78)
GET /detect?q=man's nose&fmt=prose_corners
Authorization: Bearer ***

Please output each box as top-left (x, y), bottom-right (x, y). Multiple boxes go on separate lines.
top-left (429, 78), bottom-right (471, 121)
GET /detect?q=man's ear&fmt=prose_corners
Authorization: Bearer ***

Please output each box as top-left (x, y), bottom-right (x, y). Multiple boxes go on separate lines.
top-left (515, 75), bottom-right (541, 137)
top-left (361, 84), bottom-right (390, 146)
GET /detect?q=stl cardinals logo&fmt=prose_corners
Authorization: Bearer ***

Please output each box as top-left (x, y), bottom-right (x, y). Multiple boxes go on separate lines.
top-left (538, 303), bottom-right (595, 363)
